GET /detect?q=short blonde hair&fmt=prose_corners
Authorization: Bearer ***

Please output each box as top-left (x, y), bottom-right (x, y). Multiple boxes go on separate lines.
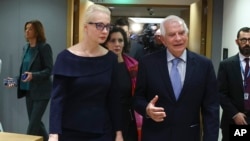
top-left (83, 4), bottom-right (111, 24)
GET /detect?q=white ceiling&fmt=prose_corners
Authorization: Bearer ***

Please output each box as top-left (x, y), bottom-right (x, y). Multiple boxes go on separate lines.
top-left (110, 6), bottom-right (189, 17)
top-left (89, 0), bottom-right (198, 18)
top-left (89, 0), bottom-right (198, 5)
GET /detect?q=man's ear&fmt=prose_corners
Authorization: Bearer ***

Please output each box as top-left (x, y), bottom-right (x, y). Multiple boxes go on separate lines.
top-left (235, 39), bottom-right (239, 45)
top-left (160, 35), bottom-right (166, 46)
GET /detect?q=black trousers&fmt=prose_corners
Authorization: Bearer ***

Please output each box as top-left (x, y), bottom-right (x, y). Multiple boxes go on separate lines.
top-left (26, 94), bottom-right (49, 141)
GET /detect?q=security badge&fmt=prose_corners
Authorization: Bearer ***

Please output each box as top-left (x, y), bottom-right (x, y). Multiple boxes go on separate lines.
top-left (244, 93), bottom-right (249, 100)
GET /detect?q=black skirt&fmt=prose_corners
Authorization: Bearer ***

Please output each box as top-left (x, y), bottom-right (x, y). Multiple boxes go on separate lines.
top-left (59, 128), bottom-right (114, 141)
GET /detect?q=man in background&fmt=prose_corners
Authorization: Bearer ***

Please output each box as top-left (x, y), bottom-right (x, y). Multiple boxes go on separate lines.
top-left (218, 27), bottom-right (250, 141)
top-left (114, 17), bottom-right (130, 41)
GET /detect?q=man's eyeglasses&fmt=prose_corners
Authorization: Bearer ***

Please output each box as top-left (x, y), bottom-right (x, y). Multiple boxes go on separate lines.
top-left (239, 38), bottom-right (250, 44)
top-left (88, 22), bottom-right (112, 31)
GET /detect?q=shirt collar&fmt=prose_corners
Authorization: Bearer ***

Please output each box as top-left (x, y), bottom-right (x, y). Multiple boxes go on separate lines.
top-left (166, 49), bottom-right (187, 62)
top-left (239, 53), bottom-right (249, 62)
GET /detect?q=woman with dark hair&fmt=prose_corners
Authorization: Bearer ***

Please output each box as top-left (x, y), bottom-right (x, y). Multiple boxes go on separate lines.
top-left (6, 20), bottom-right (53, 140)
top-left (102, 26), bottom-right (141, 141)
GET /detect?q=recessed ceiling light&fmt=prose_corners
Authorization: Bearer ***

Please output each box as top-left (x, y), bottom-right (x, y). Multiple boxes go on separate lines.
top-left (129, 17), bottom-right (164, 23)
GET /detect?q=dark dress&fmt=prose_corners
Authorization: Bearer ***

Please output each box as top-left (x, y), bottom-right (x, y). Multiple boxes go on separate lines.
top-left (118, 62), bottom-right (138, 141)
top-left (49, 49), bottom-right (122, 141)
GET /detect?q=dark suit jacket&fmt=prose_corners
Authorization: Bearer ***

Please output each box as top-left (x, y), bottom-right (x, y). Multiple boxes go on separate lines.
top-left (133, 49), bottom-right (219, 141)
top-left (17, 42), bottom-right (53, 100)
top-left (218, 54), bottom-right (246, 128)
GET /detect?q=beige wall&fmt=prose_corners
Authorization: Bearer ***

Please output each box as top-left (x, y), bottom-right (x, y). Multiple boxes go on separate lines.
top-left (67, 0), bottom-right (94, 47)
top-left (205, 0), bottom-right (213, 58)
top-left (189, 1), bottom-right (202, 54)
top-left (67, 0), bottom-right (74, 47)
top-left (79, 0), bottom-right (94, 41)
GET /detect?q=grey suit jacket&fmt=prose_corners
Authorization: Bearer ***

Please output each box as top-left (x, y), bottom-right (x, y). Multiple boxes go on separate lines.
top-left (17, 42), bottom-right (53, 100)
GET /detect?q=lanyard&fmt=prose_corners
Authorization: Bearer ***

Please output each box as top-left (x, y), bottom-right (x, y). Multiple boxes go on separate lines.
top-left (240, 61), bottom-right (250, 89)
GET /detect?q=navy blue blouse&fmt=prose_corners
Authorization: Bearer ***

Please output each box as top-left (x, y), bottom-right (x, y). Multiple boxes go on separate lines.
top-left (49, 49), bottom-right (122, 135)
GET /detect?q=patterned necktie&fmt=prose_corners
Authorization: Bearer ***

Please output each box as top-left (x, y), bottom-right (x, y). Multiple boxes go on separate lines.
top-left (244, 58), bottom-right (249, 79)
top-left (170, 58), bottom-right (182, 100)
top-left (244, 58), bottom-right (250, 111)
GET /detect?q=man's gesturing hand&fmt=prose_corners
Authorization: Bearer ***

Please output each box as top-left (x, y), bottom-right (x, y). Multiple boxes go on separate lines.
top-left (146, 95), bottom-right (166, 122)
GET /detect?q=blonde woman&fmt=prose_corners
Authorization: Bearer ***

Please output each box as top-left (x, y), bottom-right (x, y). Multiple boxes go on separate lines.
top-left (49, 4), bottom-right (123, 141)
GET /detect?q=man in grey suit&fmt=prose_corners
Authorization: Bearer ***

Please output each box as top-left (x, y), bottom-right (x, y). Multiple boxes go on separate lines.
top-left (218, 27), bottom-right (250, 141)
top-left (133, 15), bottom-right (220, 141)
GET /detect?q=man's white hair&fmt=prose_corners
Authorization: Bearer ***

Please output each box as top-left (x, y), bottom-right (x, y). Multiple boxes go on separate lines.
top-left (160, 15), bottom-right (189, 36)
